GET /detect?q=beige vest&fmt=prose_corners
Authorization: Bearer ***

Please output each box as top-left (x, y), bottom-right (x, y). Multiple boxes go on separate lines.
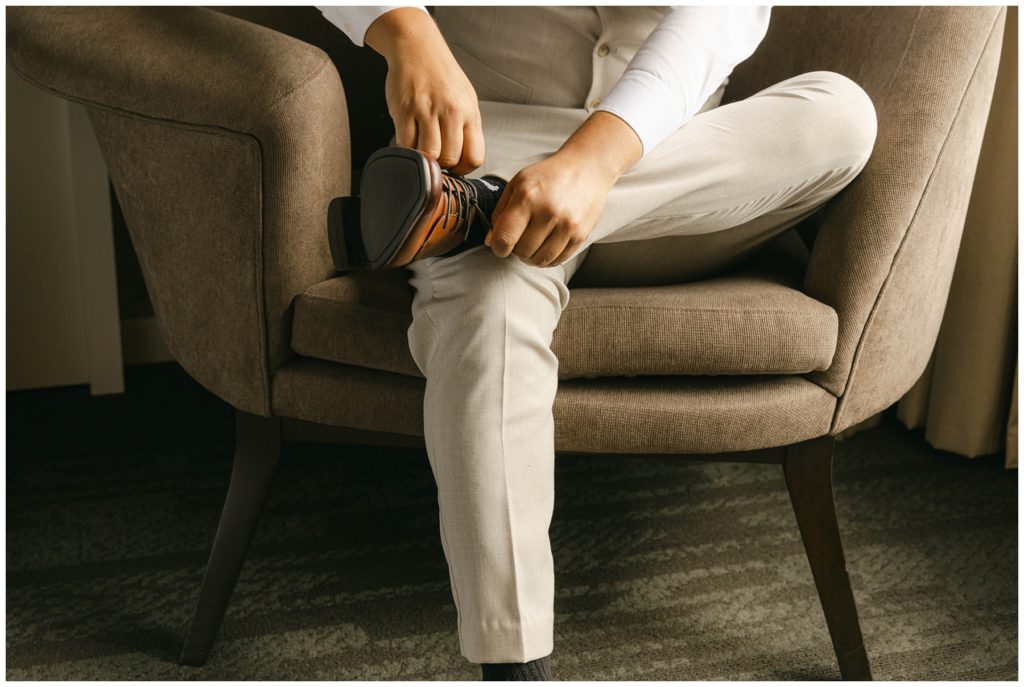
top-left (434, 7), bottom-right (673, 111)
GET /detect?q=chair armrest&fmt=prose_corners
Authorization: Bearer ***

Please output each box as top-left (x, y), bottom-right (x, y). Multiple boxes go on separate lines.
top-left (804, 7), bottom-right (1005, 431)
top-left (7, 7), bottom-right (350, 415)
top-left (725, 7), bottom-right (1005, 432)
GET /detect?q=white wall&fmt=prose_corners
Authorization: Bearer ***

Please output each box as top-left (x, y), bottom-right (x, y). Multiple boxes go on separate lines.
top-left (6, 68), bottom-right (124, 393)
top-left (7, 68), bottom-right (90, 390)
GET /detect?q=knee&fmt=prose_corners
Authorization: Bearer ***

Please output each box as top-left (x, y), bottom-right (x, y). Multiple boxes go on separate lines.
top-left (454, 250), bottom-right (570, 322)
top-left (408, 249), bottom-right (570, 366)
top-left (798, 71), bottom-right (878, 169)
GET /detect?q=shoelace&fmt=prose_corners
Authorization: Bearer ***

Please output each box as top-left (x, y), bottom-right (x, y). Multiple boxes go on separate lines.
top-left (441, 173), bottom-right (492, 237)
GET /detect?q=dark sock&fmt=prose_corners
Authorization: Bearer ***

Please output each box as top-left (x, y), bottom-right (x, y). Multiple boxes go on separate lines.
top-left (468, 175), bottom-right (506, 217)
top-left (481, 655), bottom-right (554, 681)
top-left (467, 175), bottom-right (507, 236)
top-left (441, 175), bottom-right (506, 258)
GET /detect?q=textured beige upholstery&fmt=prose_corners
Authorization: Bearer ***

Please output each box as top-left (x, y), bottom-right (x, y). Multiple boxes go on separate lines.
top-left (271, 359), bottom-right (837, 454)
top-left (725, 6), bottom-right (1007, 430)
top-left (5, 6), bottom-right (1005, 452)
top-left (7, 7), bottom-right (349, 415)
top-left (292, 234), bottom-right (840, 379)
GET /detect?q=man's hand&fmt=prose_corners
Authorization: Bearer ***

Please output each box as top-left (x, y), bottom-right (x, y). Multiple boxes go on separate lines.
top-left (485, 152), bottom-right (614, 267)
top-left (365, 8), bottom-right (484, 175)
top-left (486, 111), bottom-right (644, 266)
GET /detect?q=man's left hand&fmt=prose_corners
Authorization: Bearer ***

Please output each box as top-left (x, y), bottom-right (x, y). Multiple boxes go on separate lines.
top-left (484, 111), bottom-right (644, 267)
top-left (485, 150), bottom-right (616, 267)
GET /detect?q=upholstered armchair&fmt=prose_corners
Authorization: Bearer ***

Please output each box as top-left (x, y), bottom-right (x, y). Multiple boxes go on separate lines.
top-left (7, 5), bottom-right (1005, 680)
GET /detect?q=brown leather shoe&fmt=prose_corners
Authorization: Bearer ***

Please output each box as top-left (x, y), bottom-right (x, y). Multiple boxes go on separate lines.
top-left (328, 147), bottom-right (492, 271)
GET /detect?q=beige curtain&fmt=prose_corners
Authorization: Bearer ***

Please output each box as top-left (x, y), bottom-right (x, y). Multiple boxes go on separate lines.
top-left (894, 6), bottom-right (1018, 467)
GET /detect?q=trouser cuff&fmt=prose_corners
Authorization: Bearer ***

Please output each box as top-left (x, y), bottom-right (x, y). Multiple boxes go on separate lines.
top-left (459, 614), bottom-right (555, 665)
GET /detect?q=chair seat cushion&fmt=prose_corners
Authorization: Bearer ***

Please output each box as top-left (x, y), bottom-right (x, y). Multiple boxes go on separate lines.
top-left (272, 359), bottom-right (838, 455)
top-left (291, 236), bottom-right (839, 379)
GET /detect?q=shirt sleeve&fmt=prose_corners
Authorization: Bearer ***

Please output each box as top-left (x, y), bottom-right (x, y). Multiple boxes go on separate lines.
top-left (596, 6), bottom-right (771, 157)
top-left (316, 5), bottom-right (429, 47)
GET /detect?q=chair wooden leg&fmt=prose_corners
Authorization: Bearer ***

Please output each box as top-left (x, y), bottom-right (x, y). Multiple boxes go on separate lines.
top-left (179, 411), bottom-right (282, 666)
top-left (784, 436), bottom-right (872, 681)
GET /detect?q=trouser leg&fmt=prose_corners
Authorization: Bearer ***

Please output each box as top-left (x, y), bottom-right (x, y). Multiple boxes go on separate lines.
top-left (405, 246), bottom-right (586, 664)
top-left (483, 70), bottom-right (877, 285)
top-left (403, 69), bottom-right (876, 665)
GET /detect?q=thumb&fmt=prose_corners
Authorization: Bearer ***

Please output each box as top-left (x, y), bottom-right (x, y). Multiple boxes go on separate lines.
top-left (485, 200), bottom-right (529, 257)
top-left (485, 178), bottom-right (515, 245)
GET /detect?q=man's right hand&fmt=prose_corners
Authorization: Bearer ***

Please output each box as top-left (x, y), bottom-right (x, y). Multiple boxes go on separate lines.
top-left (365, 8), bottom-right (484, 176)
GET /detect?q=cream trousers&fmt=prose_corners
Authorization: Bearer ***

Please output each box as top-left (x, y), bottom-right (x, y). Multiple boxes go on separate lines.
top-left (402, 8), bottom-right (877, 664)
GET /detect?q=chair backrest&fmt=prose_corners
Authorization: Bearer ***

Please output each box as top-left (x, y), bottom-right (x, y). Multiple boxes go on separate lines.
top-left (214, 7), bottom-right (394, 169)
top-left (726, 7), bottom-right (926, 104)
top-left (724, 6), bottom-right (948, 244)
top-left (221, 7), bottom-right (939, 174)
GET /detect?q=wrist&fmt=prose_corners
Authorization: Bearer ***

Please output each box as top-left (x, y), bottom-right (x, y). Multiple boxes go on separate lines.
top-left (364, 7), bottom-right (440, 63)
top-left (557, 111), bottom-right (643, 184)
top-left (550, 148), bottom-right (620, 192)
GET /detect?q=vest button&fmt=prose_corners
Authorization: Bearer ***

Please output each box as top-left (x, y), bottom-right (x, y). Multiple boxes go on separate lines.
top-left (597, 43), bottom-right (610, 58)
top-left (589, 98), bottom-right (602, 110)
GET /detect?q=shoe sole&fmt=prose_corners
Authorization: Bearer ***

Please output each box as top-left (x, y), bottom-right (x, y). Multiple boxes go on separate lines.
top-left (327, 147), bottom-right (442, 271)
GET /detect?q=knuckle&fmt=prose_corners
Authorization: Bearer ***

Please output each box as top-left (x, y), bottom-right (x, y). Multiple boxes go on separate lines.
top-left (520, 184), bottom-right (542, 202)
top-left (440, 101), bottom-right (460, 118)
top-left (513, 172), bottom-right (535, 187)
top-left (492, 231), bottom-right (516, 249)
top-left (412, 98), bottom-right (432, 116)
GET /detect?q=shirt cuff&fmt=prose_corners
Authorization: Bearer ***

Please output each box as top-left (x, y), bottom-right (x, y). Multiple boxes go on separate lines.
top-left (318, 5), bottom-right (429, 47)
top-left (595, 70), bottom-right (685, 158)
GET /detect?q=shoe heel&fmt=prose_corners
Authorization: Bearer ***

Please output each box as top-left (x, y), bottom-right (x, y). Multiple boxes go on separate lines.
top-left (327, 196), bottom-right (366, 272)
top-left (360, 147), bottom-right (437, 269)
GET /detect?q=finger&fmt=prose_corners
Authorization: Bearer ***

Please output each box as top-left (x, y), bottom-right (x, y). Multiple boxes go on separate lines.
top-left (416, 117), bottom-right (442, 161)
top-left (487, 199), bottom-right (531, 258)
top-left (438, 115), bottom-right (464, 170)
top-left (513, 216), bottom-right (558, 261)
top-left (551, 236), bottom-right (585, 267)
top-left (451, 119), bottom-right (485, 176)
top-left (394, 116), bottom-right (417, 149)
top-left (532, 226), bottom-right (573, 266)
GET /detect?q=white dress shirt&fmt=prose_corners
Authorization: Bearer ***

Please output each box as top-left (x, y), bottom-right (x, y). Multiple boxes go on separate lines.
top-left (317, 5), bottom-right (770, 156)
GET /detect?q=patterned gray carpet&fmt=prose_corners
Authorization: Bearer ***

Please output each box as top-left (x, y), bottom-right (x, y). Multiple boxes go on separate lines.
top-left (6, 363), bottom-right (1017, 680)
